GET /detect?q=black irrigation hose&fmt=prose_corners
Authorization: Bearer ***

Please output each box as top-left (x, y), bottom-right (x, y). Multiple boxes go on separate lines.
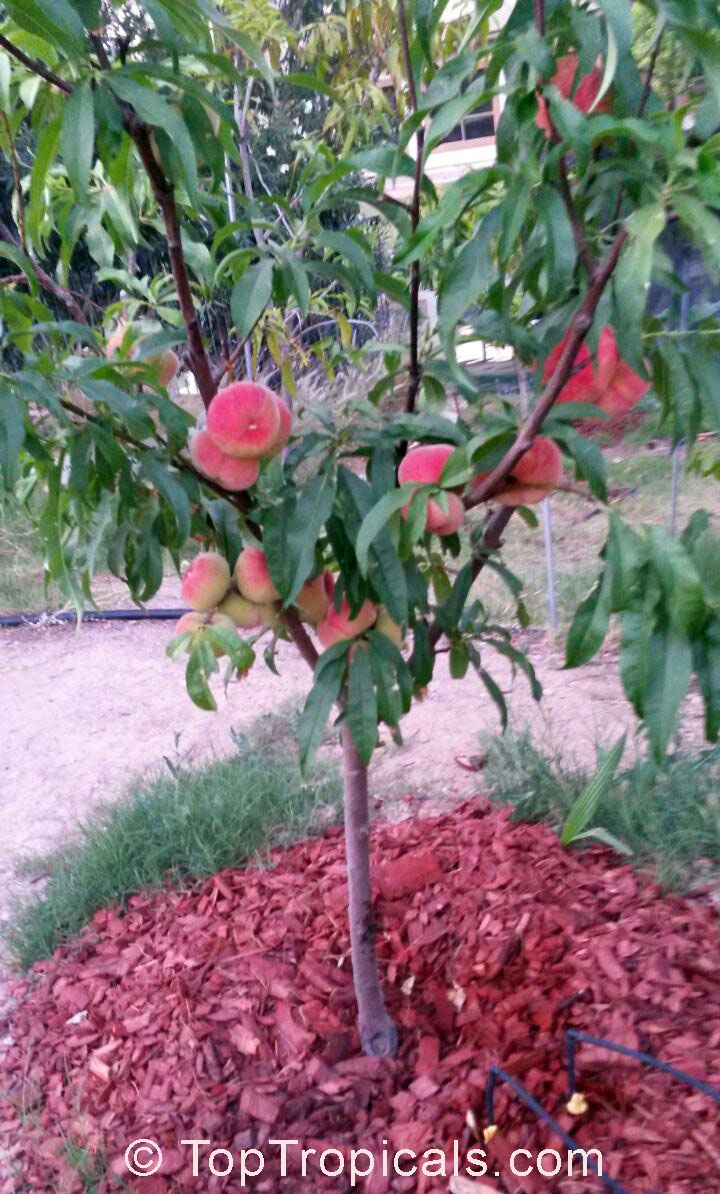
top-left (484, 1065), bottom-right (629, 1194)
top-left (0, 608), bottom-right (187, 628)
top-left (566, 1029), bottom-right (720, 1107)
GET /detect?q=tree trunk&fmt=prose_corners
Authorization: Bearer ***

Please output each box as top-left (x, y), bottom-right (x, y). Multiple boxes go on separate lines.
top-left (340, 725), bottom-right (397, 1057)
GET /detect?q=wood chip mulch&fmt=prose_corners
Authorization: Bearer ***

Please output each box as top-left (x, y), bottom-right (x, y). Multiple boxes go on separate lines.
top-left (2, 802), bottom-right (720, 1193)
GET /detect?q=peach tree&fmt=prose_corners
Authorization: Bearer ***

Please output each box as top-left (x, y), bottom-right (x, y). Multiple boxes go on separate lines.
top-left (2, 0), bottom-right (720, 1055)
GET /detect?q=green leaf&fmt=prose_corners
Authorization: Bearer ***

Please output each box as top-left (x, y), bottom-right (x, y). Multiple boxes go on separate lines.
top-left (450, 639), bottom-right (470, 679)
top-left (560, 733), bottom-right (626, 845)
top-left (536, 187), bottom-right (575, 297)
top-left (231, 260), bottom-right (273, 338)
top-left (552, 425), bottom-right (607, 501)
top-left (347, 643), bottom-right (378, 764)
top-left (0, 389), bottom-right (25, 489)
top-left (27, 116), bottom-right (61, 248)
top-left (106, 77), bottom-right (198, 195)
top-left (4, 0), bottom-right (86, 56)
top-left (477, 666), bottom-right (508, 730)
top-left (0, 243), bottom-right (39, 296)
top-left (338, 469), bottom-right (408, 624)
top-left (694, 623), bottom-right (720, 742)
top-left (186, 648), bottom-right (217, 712)
top-left (437, 209), bottom-right (498, 346)
top-left (566, 573), bottom-right (611, 667)
top-left (323, 231), bottom-right (375, 296)
top-left (612, 202), bottom-right (665, 372)
top-left (437, 561), bottom-right (474, 634)
top-left (499, 181), bottom-right (531, 262)
top-left (604, 513), bottom-right (646, 610)
top-left (644, 626), bottom-right (693, 760)
top-left (61, 79), bottom-right (95, 197)
top-left (139, 458), bottom-right (191, 546)
top-left (356, 485), bottom-right (415, 576)
top-left (299, 654), bottom-right (346, 771)
top-left (648, 527), bottom-right (704, 636)
top-left (265, 471), bottom-right (336, 606)
top-left (410, 619), bottom-right (434, 687)
top-left (674, 193), bottom-right (720, 273)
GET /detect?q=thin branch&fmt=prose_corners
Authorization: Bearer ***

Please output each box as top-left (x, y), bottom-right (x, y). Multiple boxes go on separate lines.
top-left (0, 219), bottom-right (89, 324)
top-left (466, 225), bottom-right (628, 509)
top-left (120, 111), bottom-right (216, 408)
top-left (397, 0), bottom-right (424, 415)
top-left (0, 34), bottom-right (72, 93)
top-left (428, 505), bottom-right (514, 649)
top-left (533, 0), bottom-right (546, 36)
top-left (281, 606), bottom-right (320, 670)
top-left (557, 156), bottom-right (597, 277)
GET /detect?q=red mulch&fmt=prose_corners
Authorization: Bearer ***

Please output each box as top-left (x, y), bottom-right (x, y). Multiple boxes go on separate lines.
top-left (2, 802), bottom-right (720, 1194)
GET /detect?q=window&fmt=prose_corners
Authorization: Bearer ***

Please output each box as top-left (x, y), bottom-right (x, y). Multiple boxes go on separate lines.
top-left (443, 98), bottom-right (495, 144)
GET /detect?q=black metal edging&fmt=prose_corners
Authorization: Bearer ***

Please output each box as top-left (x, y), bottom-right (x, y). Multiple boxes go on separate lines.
top-left (0, 608), bottom-right (188, 628)
top-left (484, 1066), bottom-right (629, 1194)
top-left (566, 1029), bottom-right (720, 1108)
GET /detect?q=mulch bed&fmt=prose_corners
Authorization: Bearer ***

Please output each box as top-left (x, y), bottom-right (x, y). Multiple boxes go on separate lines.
top-left (2, 802), bottom-right (720, 1194)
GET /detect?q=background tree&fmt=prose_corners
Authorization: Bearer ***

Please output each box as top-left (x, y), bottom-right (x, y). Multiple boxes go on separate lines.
top-left (2, 0), bottom-right (720, 1056)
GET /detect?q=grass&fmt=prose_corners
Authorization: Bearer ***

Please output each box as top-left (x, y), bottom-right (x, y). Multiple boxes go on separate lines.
top-left (481, 727), bottom-right (720, 889)
top-left (0, 496), bottom-right (58, 613)
top-left (6, 708), bottom-right (342, 970)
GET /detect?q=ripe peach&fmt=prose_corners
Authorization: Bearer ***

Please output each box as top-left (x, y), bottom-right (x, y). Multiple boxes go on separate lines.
top-left (542, 331), bottom-right (596, 404)
top-left (153, 348), bottom-right (180, 388)
top-left (189, 429), bottom-right (260, 492)
top-left (295, 571), bottom-right (334, 623)
top-left (181, 552), bottom-right (231, 611)
top-left (536, 53), bottom-right (610, 135)
top-left (398, 443), bottom-right (455, 486)
top-left (317, 597), bottom-right (377, 649)
top-left (234, 546), bottom-right (280, 604)
top-left (593, 326), bottom-right (649, 415)
top-left (217, 591), bottom-right (264, 629)
top-left (433, 492), bottom-right (465, 536)
top-left (264, 395), bottom-right (293, 458)
top-left (375, 607), bottom-right (403, 649)
top-left (257, 601), bottom-right (281, 629)
top-left (495, 436), bottom-right (563, 505)
top-left (206, 381), bottom-right (281, 458)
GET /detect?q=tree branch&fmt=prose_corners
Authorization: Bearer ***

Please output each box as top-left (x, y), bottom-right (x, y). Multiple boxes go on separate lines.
top-left (428, 504), bottom-right (514, 650)
top-left (0, 34), bottom-right (72, 93)
top-left (119, 111), bottom-right (216, 409)
top-left (398, 0), bottom-right (424, 415)
top-left (281, 606), bottom-right (320, 670)
top-left (556, 155), bottom-right (597, 277)
top-left (466, 225), bottom-right (628, 509)
top-left (0, 220), bottom-right (89, 324)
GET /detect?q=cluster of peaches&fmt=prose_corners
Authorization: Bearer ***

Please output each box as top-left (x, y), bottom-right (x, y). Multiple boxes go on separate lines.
top-left (176, 323), bottom-right (647, 663)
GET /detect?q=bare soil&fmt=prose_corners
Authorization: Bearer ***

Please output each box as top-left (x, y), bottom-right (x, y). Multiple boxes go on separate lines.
top-left (0, 603), bottom-right (706, 913)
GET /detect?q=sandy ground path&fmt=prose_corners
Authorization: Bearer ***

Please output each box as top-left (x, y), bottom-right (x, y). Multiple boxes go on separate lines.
top-left (3, 613), bottom-right (689, 892)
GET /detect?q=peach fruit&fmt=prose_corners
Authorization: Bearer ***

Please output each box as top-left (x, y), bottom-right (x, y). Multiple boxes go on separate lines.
top-left (495, 436), bottom-right (563, 505)
top-left (189, 429), bottom-right (260, 492)
top-left (234, 546), bottom-right (280, 604)
top-left (295, 571), bottom-right (334, 623)
top-left (217, 592), bottom-right (264, 629)
top-left (264, 395), bottom-right (293, 458)
top-left (542, 331), bottom-right (596, 404)
top-left (206, 381), bottom-right (281, 458)
top-left (536, 53), bottom-right (610, 136)
top-left (105, 319), bottom-right (130, 358)
top-left (593, 326), bottom-right (650, 416)
top-left (398, 443), bottom-right (455, 486)
top-left (432, 491), bottom-right (465, 536)
top-left (317, 597), bottom-right (378, 649)
top-left (181, 552), bottom-right (231, 611)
